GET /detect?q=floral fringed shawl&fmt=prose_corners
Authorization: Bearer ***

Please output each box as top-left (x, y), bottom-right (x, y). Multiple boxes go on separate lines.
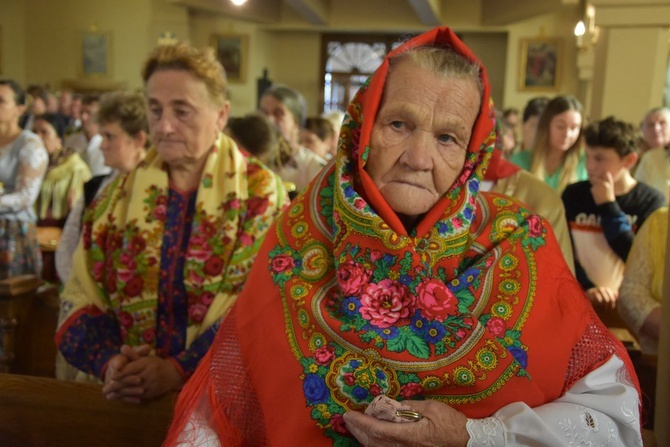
top-left (165, 28), bottom-right (638, 446)
top-left (56, 134), bottom-right (287, 380)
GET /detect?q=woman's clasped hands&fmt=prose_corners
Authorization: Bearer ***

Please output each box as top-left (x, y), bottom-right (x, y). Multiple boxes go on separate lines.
top-left (102, 344), bottom-right (184, 404)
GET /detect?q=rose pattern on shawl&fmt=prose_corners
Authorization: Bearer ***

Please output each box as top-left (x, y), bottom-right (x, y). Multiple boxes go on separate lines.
top-left (400, 382), bottom-right (423, 399)
top-left (416, 278), bottom-right (459, 322)
top-left (527, 214), bottom-right (543, 238)
top-left (486, 316), bottom-right (506, 337)
top-left (272, 254), bottom-right (295, 273)
top-left (359, 279), bottom-right (415, 328)
top-left (336, 260), bottom-right (371, 296)
top-left (268, 246), bottom-right (302, 288)
top-left (246, 196), bottom-right (270, 219)
top-left (329, 414), bottom-right (348, 435)
top-left (520, 213), bottom-right (547, 251)
top-left (314, 345), bottom-right (336, 365)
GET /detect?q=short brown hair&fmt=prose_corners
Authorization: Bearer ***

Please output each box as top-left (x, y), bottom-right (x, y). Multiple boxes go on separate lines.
top-left (584, 116), bottom-right (638, 157)
top-left (304, 117), bottom-right (335, 142)
top-left (98, 91), bottom-right (150, 147)
top-left (226, 113), bottom-right (278, 157)
top-left (142, 43), bottom-right (227, 106)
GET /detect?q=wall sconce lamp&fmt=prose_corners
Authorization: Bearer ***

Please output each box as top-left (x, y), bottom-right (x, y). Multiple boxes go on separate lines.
top-left (574, 2), bottom-right (600, 51)
top-left (231, 0), bottom-right (247, 5)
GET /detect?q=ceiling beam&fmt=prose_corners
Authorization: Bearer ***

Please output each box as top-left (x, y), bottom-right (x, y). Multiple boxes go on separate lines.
top-left (481, 0), bottom-right (576, 25)
top-left (282, 0), bottom-right (329, 25)
top-left (407, 0), bottom-right (441, 26)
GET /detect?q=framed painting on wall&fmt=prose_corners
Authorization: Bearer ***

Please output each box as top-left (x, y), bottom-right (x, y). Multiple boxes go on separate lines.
top-left (79, 30), bottom-right (112, 78)
top-left (518, 37), bottom-right (562, 91)
top-left (211, 33), bottom-right (248, 83)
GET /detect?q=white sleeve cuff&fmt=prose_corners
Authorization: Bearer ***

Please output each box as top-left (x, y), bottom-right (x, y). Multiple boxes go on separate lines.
top-left (466, 417), bottom-right (505, 446)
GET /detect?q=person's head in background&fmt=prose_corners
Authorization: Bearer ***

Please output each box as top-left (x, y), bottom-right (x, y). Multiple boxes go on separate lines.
top-left (26, 84), bottom-right (49, 116)
top-left (501, 107), bottom-right (519, 149)
top-left (0, 80), bottom-right (27, 130)
top-left (97, 91), bottom-right (149, 173)
top-left (71, 94), bottom-right (83, 121)
top-left (499, 119), bottom-right (517, 158)
top-left (503, 107), bottom-right (519, 127)
top-left (58, 89), bottom-right (73, 117)
top-left (225, 112), bottom-right (278, 163)
top-left (530, 95), bottom-right (583, 191)
top-left (300, 117), bottom-right (334, 159)
top-left (640, 107), bottom-right (670, 152)
top-left (46, 91), bottom-right (58, 114)
top-left (321, 109), bottom-right (345, 157)
top-left (584, 116), bottom-right (638, 190)
top-left (80, 95), bottom-right (101, 140)
top-left (521, 96), bottom-right (550, 151)
top-left (33, 113), bottom-right (67, 156)
top-left (259, 84), bottom-right (306, 150)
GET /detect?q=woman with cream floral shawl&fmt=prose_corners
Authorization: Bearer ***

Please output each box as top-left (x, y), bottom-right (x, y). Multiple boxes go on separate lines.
top-left (56, 43), bottom-right (287, 402)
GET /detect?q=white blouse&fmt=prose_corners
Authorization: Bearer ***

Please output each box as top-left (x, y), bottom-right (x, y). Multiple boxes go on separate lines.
top-left (0, 130), bottom-right (48, 221)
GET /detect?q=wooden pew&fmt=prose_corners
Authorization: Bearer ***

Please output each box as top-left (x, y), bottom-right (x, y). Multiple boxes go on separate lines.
top-left (0, 275), bottom-right (59, 377)
top-left (0, 373), bottom-right (176, 447)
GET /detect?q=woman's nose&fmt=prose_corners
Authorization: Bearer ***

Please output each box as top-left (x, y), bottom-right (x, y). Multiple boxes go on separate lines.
top-left (400, 131), bottom-right (433, 171)
top-left (156, 114), bottom-right (175, 134)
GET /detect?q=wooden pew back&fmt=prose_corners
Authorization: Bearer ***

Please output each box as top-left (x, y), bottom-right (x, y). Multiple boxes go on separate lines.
top-left (0, 373), bottom-right (176, 447)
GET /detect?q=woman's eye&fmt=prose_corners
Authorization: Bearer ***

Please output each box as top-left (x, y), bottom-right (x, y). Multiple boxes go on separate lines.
top-left (438, 134), bottom-right (454, 144)
top-left (390, 121), bottom-right (404, 129)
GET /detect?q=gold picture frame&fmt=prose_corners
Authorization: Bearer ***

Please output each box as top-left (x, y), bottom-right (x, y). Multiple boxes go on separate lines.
top-left (79, 30), bottom-right (112, 78)
top-left (210, 33), bottom-right (249, 83)
top-left (518, 37), bottom-right (562, 92)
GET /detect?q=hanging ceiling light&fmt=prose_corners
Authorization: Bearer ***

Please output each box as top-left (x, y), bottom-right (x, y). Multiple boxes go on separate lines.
top-left (231, 0), bottom-right (247, 5)
top-left (574, 2), bottom-right (600, 51)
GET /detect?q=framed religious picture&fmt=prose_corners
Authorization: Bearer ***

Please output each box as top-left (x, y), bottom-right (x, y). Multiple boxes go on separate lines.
top-left (79, 30), bottom-right (112, 78)
top-left (518, 37), bottom-right (562, 92)
top-left (211, 33), bottom-right (249, 83)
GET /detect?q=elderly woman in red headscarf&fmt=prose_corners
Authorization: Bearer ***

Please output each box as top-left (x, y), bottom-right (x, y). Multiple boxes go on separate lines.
top-left (164, 28), bottom-right (642, 446)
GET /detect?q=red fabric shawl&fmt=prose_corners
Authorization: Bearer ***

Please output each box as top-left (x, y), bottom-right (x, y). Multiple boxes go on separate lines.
top-left (165, 27), bottom-right (639, 447)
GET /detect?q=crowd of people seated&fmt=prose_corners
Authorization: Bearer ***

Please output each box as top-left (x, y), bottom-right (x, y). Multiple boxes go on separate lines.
top-left (1, 23), bottom-right (670, 446)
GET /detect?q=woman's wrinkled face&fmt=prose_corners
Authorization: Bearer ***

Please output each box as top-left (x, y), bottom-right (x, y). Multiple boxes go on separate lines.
top-left (548, 110), bottom-right (582, 152)
top-left (643, 111), bottom-right (670, 149)
top-left (100, 121), bottom-right (143, 173)
top-left (146, 70), bottom-right (228, 168)
top-left (365, 57), bottom-right (480, 220)
top-left (33, 119), bottom-right (61, 154)
top-left (259, 95), bottom-right (298, 145)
